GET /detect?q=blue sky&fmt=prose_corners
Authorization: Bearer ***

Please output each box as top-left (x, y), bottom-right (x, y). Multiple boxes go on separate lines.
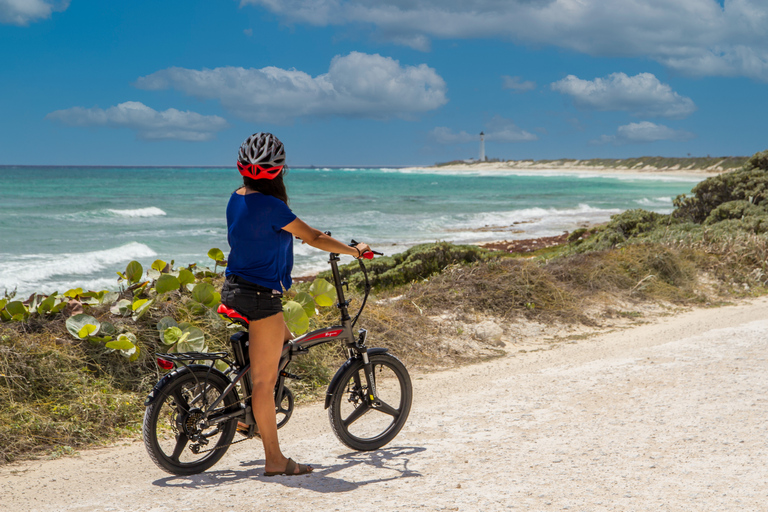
top-left (1, 0), bottom-right (766, 166)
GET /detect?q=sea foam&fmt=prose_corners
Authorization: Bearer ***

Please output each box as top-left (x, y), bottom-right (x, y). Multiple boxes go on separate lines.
top-left (0, 242), bottom-right (157, 296)
top-left (107, 207), bottom-right (167, 218)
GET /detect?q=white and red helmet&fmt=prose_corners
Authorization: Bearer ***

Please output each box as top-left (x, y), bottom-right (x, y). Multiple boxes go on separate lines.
top-left (237, 132), bottom-right (286, 180)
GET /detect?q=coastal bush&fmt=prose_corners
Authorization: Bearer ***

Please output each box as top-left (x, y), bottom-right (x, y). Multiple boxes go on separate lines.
top-left (326, 241), bottom-right (494, 291)
top-left (570, 209), bottom-right (672, 252)
top-left (673, 149), bottom-right (768, 223)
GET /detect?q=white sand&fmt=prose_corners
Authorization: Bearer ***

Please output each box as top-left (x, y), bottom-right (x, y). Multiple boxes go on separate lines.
top-left (2, 297), bottom-right (768, 511)
top-left (401, 161), bottom-right (723, 180)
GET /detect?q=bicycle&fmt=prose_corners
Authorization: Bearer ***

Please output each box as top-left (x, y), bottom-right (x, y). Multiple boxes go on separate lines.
top-left (142, 240), bottom-right (413, 475)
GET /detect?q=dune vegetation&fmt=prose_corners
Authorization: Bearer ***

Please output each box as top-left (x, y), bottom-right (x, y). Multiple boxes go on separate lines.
top-left (2, 149), bottom-right (768, 463)
top-left (435, 155), bottom-right (748, 171)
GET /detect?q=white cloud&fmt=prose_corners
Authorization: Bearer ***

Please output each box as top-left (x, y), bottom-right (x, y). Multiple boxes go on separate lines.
top-left (593, 121), bottom-right (695, 145)
top-left (430, 116), bottom-right (537, 145)
top-left (46, 101), bottom-right (229, 141)
top-left (429, 127), bottom-right (477, 144)
top-left (0, 0), bottom-right (69, 26)
top-left (484, 116), bottom-right (538, 142)
top-left (551, 72), bottom-right (697, 119)
top-left (135, 52), bottom-right (447, 123)
top-left (502, 75), bottom-right (536, 93)
top-left (241, 0), bottom-right (768, 80)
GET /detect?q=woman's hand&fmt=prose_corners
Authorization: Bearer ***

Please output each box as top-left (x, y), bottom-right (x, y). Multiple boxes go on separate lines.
top-left (353, 242), bottom-right (371, 258)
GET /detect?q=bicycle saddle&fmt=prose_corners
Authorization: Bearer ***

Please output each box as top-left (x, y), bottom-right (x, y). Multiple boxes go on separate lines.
top-left (217, 304), bottom-right (249, 326)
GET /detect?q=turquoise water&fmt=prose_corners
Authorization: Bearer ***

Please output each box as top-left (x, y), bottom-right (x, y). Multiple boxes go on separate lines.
top-left (0, 166), bottom-right (702, 296)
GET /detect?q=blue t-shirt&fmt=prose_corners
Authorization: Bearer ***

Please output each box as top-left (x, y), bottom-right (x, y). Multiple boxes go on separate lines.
top-left (225, 191), bottom-right (297, 291)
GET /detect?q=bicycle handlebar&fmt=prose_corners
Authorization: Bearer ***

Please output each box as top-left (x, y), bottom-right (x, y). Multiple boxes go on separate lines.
top-left (349, 239), bottom-right (383, 260)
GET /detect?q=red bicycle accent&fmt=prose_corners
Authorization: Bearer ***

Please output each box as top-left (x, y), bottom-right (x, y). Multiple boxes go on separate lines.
top-left (300, 328), bottom-right (343, 342)
top-left (217, 304), bottom-right (249, 325)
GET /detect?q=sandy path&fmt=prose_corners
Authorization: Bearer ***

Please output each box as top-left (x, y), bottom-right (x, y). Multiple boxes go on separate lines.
top-left (3, 298), bottom-right (768, 511)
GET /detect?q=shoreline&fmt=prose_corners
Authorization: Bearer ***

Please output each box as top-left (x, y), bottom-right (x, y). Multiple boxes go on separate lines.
top-left (401, 161), bottom-right (724, 179)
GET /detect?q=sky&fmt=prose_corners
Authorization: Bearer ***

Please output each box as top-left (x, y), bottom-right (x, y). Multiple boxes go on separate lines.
top-left (1, 0), bottom-right (767, 166)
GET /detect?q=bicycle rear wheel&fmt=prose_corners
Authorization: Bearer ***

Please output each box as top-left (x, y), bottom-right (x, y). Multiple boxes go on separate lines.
top-left (143, 369), bottom-right (238, 475)
top-left (328, 353), bottom-right (412, 451)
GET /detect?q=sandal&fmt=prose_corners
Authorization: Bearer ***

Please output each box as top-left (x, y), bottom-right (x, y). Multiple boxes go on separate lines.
top-left (264, 458), bottom-right (313, 477)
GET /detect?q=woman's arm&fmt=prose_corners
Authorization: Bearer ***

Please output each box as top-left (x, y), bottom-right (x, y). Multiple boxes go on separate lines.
top-left (282, 217), bottom-right (370, 257)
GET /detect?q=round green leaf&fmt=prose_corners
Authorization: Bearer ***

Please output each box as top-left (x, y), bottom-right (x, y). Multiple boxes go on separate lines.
top-left (156, 274), bottom-right (180, 294)
top-left (208, 248), bottom-right (225, 262)
top-left (66, 314), bottom-right (101, 339)
top-left (282, 300), bottom-right (309, 335)
top-left (192, 282), bottom-right (215, 306)
top-left (177, 268), bottom-right (195, 287)
top-left (110, 299), bottom-right (132, 316)
top-left (78, 324), bottom-right (99, 338)
top-left (63, 288), bottom-right (83, 299)
top-left (156, 316), bottom-right (178, 333)
top-left (151, 259), bottom-right (168, 273)
top-left (309, 278), bottom-right (336, 307)
top-left (132, 298), bottom-right (153, 320)
top-left (102, 291), bottom-right (120, 304)
top-left (125, 261), bottom-right (143, 284)
top-left (206, 291), bottom-right (221, 308)
top-left (106, 337), bottom-right (135, 351)
top-left (100, 321), bottom-right (117, 335)
top-left (294, 291), bottom-right (316, 317)
top-left (162, 326), bottom-right (183, 345)
top-left (6, 301), bottom-right (29, 317)
top-left (132, 298), bottom-right (149, 312)
top-left (175, 326), bottom-right (205, 352)
top-left (37, 295), bottom-right (57, 314)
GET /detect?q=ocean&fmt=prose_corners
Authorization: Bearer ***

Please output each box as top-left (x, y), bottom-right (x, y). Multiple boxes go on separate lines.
top-left (0, 166), bottom-right (704, 297)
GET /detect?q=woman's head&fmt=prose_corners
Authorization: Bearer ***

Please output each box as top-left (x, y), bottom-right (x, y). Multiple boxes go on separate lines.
top-left (237, 132), bottom-right (289, 204)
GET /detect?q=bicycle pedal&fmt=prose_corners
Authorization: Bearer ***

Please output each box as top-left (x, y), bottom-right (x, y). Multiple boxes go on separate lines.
top-left (280, 370), bottom-right (302, 380)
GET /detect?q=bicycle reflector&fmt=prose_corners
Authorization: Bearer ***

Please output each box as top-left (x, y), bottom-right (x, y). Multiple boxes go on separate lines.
top-left (156, 357), bottom-right (174, 371)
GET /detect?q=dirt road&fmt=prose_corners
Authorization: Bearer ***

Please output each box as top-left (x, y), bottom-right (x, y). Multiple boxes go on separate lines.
top-left (3, 298), bottom-right (768, 511)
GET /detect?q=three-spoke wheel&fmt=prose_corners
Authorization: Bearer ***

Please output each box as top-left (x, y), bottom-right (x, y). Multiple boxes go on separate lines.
top-left (143, 369), bottom-right (238, 475)
top-left (328, 353), bottom-right (412, 451)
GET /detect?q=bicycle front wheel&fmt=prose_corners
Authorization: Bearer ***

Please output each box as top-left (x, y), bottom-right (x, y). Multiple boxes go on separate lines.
top-left (328, 353), bottom-right (412, 451)
top-left (143, 369), bottom-right (238, 475)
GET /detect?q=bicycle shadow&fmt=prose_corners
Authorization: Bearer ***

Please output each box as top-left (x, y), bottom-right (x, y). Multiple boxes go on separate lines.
top-left (152, 446), bottom-right (424, 493)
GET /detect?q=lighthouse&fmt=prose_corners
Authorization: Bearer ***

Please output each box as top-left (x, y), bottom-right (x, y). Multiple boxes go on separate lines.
top-left (479, 131), bottom-right (486, 161)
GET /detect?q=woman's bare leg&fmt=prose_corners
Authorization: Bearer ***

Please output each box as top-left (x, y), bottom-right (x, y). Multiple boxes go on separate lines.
top-left (248, 312), bottom-right (311, 474)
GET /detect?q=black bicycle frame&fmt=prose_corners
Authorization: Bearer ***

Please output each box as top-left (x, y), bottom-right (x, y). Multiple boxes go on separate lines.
top-left (192, 249), bottom-right (381, 426)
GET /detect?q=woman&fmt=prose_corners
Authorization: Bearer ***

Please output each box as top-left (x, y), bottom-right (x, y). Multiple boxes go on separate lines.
top-left (221, 133), bottom-right (370, 477)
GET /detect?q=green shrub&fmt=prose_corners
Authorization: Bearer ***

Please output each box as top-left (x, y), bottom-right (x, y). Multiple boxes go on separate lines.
top-left (704, 200), bottom-right (768, 225)
top-left (325, 241), bottom-right (494, 290)
top-left (674, 150), bottom-right (768, 223)
top-left (572, 209), bottom-right (671, 252)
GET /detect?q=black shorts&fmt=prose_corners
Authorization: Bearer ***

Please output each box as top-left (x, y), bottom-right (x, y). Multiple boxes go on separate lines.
top-left (221, 274), bottom-right (283, 322)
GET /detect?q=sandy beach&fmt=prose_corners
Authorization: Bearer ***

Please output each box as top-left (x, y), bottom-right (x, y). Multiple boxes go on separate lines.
top-left (401, 161), bottom-right (724, 180)
top-left (2, 297), bottom-right (768, 511)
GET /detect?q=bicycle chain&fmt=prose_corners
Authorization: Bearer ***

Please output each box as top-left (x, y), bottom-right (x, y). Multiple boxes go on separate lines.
top-left (195, 392), bottom-right (257, 454)
top-left (196, 434), bottom-right (254, 454)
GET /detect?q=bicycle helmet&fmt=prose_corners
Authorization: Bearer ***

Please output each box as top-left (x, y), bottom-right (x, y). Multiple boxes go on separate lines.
top-left (237, 132), bottom-right (286, 180)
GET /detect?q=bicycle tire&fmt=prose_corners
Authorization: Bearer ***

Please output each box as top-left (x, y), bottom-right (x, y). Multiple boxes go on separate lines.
top-left (276, 386), bottom-right (294, 429)
top-left (143, 369), bottom-right (238, 475)
top-left (328, 353), bottom-right (412, 451)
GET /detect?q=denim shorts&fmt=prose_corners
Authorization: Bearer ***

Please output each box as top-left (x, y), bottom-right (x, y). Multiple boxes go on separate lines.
top-left (221, 274), bottom-right (283, 322)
